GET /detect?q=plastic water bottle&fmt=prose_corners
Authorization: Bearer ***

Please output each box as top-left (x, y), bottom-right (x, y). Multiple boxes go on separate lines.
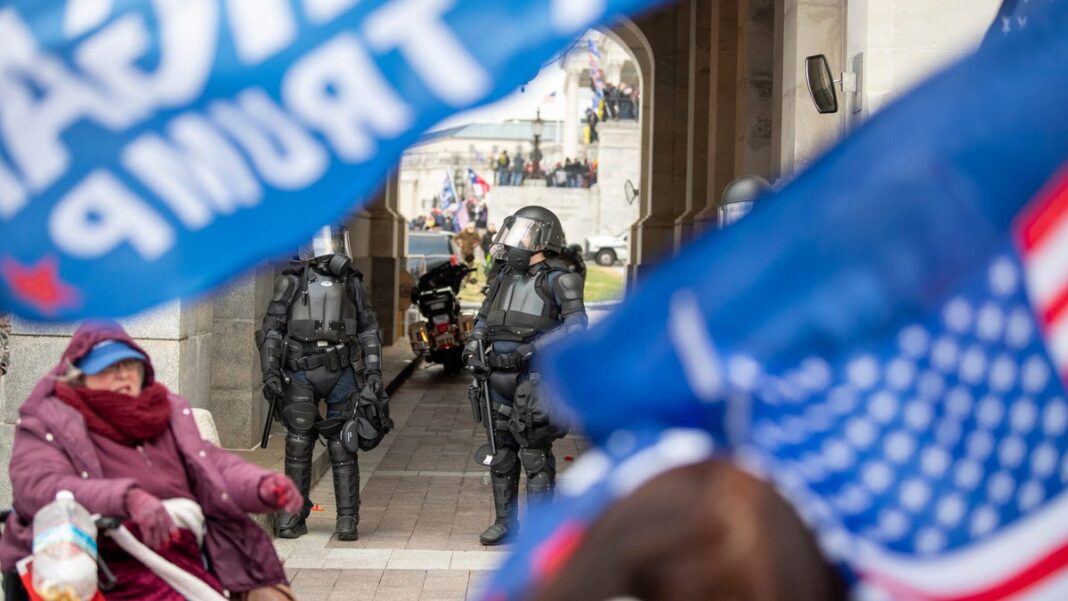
top-left (31, 490), bottom-right (98, 601)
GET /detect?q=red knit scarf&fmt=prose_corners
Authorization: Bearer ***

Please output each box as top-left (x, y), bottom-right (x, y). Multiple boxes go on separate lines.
top-left (54, 382), bottom-right (172, 446)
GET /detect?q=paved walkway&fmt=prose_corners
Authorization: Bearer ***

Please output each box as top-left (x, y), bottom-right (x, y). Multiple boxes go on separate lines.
top-left (270, 357), bottom-right (588, 600)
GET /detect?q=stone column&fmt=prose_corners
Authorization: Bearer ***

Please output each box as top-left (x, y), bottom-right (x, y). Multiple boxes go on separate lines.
top-left (346, 207), bottom-right (375, 287)
top-left (208, 267), bottom-right (276, 449)
top-left (693, 0), bottom-right (741, 230)
top-left (776, 0), bottom-right (846, 176)
top-left (563, 70), bottom-right (581, 159)
top-left (628, 0), bottom-right (694, 283)
top-left (672, 0), bottom-right (714, 250)
top-left (366, 171), bottom-right (407, 343)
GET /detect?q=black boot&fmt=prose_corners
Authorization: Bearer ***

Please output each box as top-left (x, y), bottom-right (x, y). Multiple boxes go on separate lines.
top-left (275, 432), bottom-right (315, 539)
top-left (328, 439), bottom-right (361, 541)
top-left (480, 471), bottom-right (519, 546)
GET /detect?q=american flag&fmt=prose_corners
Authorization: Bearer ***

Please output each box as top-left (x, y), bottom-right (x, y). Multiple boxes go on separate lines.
top-left (478, 0), bottom-right (1068, 599)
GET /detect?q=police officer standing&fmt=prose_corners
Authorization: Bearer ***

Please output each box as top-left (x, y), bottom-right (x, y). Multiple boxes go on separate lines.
top-left (257, 226), bottom-right (391, 541)
top-left (463, 206), bottom-right (588, 545)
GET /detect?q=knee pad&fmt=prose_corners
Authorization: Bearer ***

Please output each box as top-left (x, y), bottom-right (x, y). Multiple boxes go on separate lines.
top-left (282, 402), bottom-right (318, 434)
top-left (518, 448), bottom-right (549, 474)
top-left (485, 446), bottom-right (518, 476)
top-left (527, 470), bottom-right (553, 493)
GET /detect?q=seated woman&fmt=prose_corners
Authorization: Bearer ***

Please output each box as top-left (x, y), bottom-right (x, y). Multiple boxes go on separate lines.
top-left (530, 460), bottom-right (848, 601)
top-left (0, 321), bottom-right (302, 600)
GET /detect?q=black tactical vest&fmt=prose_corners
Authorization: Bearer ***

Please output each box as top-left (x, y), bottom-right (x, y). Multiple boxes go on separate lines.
top-left (287, 268), bottom-right (359, 343)
top-left (483, 265), bottom-right (562, 342)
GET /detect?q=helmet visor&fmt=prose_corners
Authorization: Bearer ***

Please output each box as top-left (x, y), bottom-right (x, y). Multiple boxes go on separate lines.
top-left (490, 216), bottom-right (550, 259)
top-left (718, 202), bottom-right (753, 228)
top-left (300, 226), bottom-right (350, 260)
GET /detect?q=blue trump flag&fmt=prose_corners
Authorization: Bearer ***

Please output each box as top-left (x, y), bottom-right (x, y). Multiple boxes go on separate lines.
top-left (0, 0), bottom-right (670, 321)
top-left (481, 1), bottom-right (1068, 600)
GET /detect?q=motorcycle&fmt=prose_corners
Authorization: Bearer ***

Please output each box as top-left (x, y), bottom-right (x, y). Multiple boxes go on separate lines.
top-left (408, 262), bottom-right (475, 374)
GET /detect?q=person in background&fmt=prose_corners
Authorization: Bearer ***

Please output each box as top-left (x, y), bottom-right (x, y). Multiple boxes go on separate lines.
top-left (0, 321), bottom-right (301, 600)
top-left (511, 152), bottom-right (526, 187)
top-left (454, 222), bottom-right (483, 284)
top-left (497, 150), bottom-right (511, 186)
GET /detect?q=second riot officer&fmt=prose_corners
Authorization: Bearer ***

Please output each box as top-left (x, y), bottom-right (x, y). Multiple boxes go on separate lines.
top-left (257, 226), bottom-right (391, 541)
top-left (463, 206), bottom-right (588, 545)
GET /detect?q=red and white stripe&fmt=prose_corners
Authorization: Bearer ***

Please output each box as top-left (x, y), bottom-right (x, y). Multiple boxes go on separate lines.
top-left (1017, 167), bottom-right (1068, 381)
top-left (856, 493), bottom-right (1068, 600)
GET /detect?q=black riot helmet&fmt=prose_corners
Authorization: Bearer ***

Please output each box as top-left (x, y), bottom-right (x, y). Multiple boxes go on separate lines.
top-left (718, 175), bottom-right (772, 228)
top-left (490, 206), bottom-right (566, 270)
top-left (299, 225), bottom-right (352, 275)
top-left (299, 225), bottom-right (351, 260)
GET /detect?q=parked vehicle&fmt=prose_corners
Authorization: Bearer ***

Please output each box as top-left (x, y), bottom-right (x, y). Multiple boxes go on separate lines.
top-left (407, 231), bottom-right (456, 278)
top-left (408, 262), bottom-right (474, 374)
top-left (584, 231), bottom-right (629, 266)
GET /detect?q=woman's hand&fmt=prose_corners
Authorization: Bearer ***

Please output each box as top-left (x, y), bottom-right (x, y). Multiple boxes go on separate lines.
top-left (125, 488), bottom-right (178, 551)
top-left (258, 473), bottom-right (303, 513)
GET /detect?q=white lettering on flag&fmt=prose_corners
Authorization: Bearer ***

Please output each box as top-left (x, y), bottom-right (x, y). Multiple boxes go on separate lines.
top-left (225, 0), bottom-right (297, 65)
top-left (122, 115), bottom-right (261, 229)
top-left (0, 10), bottom-right (133, 192)
top-left (282, 34), bottom-right (413, 163)
top-left (0, 159), bottom-right (26, 220)
top-left (74, 0), bottom-right (218, 116)
top-left (551, 0), bottom-right (605, 33)
top-left (209, 89), bottom-right (329, 190)
top-left (303, 0), bottom-right (361, 24)
top-left (49, 171), bottom-right (173, 260)
top-left (64, 0), bottom-right (114, 38)
top-left (669, 289), bottom-right (723, 401)
top-left (363, 0), bottom-right (491, 106)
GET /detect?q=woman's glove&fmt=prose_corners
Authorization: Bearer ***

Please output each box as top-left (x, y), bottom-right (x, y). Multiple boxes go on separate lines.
top-left (125, 488), bottom-right (178, 551)
top-left (258, 473), bottom-right (303, 513)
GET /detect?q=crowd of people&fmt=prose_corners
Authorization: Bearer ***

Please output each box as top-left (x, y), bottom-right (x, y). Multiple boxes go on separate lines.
top-left (600, 82), bottom-right (639, 121)
top-left (492, 151), bottom-right (599, 189)
top-left (409, 197), bottom-right (489, 233)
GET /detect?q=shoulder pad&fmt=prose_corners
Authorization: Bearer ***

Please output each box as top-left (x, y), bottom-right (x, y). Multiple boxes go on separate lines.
top-left (272, 274), bottom-right (301, 304)
top-left (554, 272), bottom-right (585, 301)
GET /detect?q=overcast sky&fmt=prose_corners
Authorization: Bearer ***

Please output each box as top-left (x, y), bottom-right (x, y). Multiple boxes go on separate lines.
top-left (432, 58), bottom-right (570, 130)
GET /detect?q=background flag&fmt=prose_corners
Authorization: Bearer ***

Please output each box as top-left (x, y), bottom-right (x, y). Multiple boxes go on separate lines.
top-left (480, 0), bottom-right (1068, 599)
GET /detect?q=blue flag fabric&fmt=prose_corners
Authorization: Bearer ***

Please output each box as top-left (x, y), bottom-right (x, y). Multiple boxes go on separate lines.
top-left (0, 0), bottom-right (670, 321)
top-left (481, 1), bottom-right (1068, 599)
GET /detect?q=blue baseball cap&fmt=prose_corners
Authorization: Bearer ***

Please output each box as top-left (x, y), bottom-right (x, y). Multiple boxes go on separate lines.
top-left (76, 340), bottom-right (146, 375)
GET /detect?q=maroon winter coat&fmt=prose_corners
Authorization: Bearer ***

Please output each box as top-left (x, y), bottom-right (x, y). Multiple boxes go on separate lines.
top-left (0, 322), bottom-right (287, 593)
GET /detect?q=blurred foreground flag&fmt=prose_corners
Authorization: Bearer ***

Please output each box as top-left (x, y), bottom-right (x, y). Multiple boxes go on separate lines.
top-left (482, 1), bottom-right (1068, 600)
top-left (0, 0), bottom-right (670, 321)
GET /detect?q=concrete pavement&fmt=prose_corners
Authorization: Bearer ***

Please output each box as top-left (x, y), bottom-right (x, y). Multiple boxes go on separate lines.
top-left (269, 353), bottom-right (589, 600)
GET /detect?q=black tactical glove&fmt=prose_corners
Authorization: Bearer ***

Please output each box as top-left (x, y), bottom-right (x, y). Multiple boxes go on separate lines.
top-left (263, 370), bottom-right (284, 399)
top-left (361, 372), bottom-right (384, 401)
top-left (463, 341), bottom-right (489, 377)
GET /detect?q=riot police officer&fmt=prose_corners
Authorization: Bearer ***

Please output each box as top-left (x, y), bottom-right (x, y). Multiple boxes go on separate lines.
top-left (463, 206), bottom-right (588, 545)
top-left (256, 226), bottom-right (390, 541)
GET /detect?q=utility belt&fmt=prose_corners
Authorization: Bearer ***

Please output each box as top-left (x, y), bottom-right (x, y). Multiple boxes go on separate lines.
top-left (287, 342), bottom-right (353, 372)
top-left (287, 318), bottom-right (360, 343)
top-left (485, 351), bottom-right (527, 371)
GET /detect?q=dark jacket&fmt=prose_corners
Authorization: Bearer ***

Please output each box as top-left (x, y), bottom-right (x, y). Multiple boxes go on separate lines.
top-left (0, 322), bottom-right (286, 592)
